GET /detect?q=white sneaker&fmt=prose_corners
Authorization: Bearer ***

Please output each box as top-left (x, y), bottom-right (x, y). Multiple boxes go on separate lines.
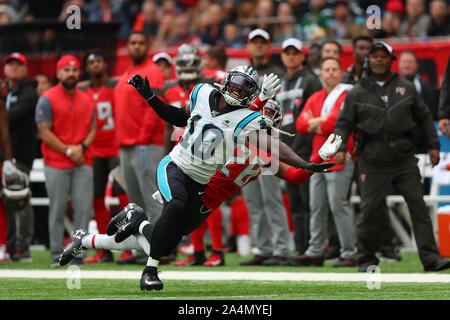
top-left (237, 235), bottom-right (251, 257)
top-left (0, 245), bottom-right (9, 263)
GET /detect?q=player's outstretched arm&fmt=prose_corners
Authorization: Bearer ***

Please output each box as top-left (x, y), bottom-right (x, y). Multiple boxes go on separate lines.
top-left (127, 74), bottom-right (190, 127)
top-left (252, 130), bottom-right (335, 172)
top-left (275, 134), bottom-right (342, 183)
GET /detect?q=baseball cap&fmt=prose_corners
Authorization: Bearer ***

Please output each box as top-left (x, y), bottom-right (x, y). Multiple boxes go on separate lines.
top-left (248, 28), bottom-right (270, 42)
top-left (86, 52), bottom-right (106, 64)
top-left (4, 52), bottom-right (27, 65)
top-left (385, 0), bottom-right (406, 13)
top-left (282, 38), bottom-right (302, 52)
top-left (152, 52), bottom-right (172, 64)
top-left (57, 55), bottom-right (81, 71)
top-left (369, 41), bottom-right (396, 59)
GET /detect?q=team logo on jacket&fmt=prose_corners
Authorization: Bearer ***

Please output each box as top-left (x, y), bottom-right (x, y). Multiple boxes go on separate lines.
top-left (360, 173), bottom-right (366, 183)
top-left (395, 87), bottom-right (405, 95)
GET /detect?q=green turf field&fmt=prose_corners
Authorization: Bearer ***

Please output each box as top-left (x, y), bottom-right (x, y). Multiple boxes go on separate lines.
top-left (0, 250), bottom-right (449, 300)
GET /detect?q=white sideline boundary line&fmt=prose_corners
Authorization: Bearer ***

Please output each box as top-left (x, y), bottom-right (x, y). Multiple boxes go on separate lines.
top-left (0, 270), bottom-right (450, 283)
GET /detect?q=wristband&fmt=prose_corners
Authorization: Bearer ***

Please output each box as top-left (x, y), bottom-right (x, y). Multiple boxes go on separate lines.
top-left (65, 147), bottom-right (72, 156)
top-left (81, 143), bottom-right (88, 152)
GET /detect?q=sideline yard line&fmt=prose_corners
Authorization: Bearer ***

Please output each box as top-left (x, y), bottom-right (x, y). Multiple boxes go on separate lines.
top-left (0, 270), bottom-right (450, 283)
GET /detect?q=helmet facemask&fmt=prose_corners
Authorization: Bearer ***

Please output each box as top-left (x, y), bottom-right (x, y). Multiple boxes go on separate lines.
top-left (220, 69), bottom-right (260, 108)
top-left (2, 169), bottom-right (31, 211)
top-left (174, 45), bottom-right (203, 81)
top-left (262, 99), bottom-right (283, 129)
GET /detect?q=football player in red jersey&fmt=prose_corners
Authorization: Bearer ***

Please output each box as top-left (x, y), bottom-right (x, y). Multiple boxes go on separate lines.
top-left (77, 52), bottom-right (122, 263)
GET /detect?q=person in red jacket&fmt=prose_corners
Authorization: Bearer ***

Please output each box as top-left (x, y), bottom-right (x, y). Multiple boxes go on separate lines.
top-left (295, 56), bottom-right (357, 267)
top-left (113, 31), bottom-right (166, 264)
top-left (77, 52), bottom-right (119, 264)
top-left (35, 55), bottom-right (96, 267)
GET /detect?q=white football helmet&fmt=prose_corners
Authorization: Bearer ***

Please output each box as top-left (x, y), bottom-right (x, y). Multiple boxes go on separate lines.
top-left (2, 168), bottom-right (30, 211)
top-left (174, 44), bottom-right (203, 81)
top-left (263, 99), bottom-right (283, 129)
top-left (219, 65), bottom-right (260, 108)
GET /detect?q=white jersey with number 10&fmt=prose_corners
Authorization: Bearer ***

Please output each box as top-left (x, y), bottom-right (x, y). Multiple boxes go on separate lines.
top-left (169, 83), bottom-right (270, 185)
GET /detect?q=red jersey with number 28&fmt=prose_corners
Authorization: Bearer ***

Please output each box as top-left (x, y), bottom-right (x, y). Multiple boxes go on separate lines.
top-left (201, 142), bottom-right (273, 211)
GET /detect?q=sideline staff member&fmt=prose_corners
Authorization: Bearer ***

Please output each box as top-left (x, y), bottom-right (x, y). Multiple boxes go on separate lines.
top-left (36, 55), bottom-right (96, 266)
top-left (334, 42), bottom-right (450, 272)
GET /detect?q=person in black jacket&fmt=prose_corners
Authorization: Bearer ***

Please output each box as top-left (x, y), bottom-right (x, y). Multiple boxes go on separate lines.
top-left (334, 42), bottom-right (450, 272)
top-left (2, 52), bottom-right (38, 262)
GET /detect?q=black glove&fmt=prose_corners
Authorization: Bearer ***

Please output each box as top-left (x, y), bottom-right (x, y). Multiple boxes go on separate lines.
top-left (301, 161), bottom-right (335, 172)
top-left (127, 74), bottom-right (155, 101)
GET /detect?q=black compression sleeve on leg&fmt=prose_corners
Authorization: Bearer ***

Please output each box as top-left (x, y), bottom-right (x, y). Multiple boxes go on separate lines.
top-left (150, 199), bottom-right (186, 260)
top-left (146, 95), bottom-right (189, 127)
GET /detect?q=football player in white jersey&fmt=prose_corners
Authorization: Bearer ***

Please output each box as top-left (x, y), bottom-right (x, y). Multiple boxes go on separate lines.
top-left (59, 66), bottom-right (334, 291)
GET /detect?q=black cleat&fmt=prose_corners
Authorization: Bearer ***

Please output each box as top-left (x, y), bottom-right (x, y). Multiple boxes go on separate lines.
top-left (424, 259), bottom-right (450, 272)
top-left (107, 203), bottom-right (139, 236)
top-left (115, 205), bottom-right (147, 243)
top-left (59, 229), bottom-right (88, 266)
top-left (140, 269), bottom-right (164, 291)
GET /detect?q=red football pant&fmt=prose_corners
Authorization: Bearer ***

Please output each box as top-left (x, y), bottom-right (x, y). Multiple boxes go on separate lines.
top-left (94, 198), bottom-right (110, 234)
top-left (229, 197), bottom-right (249, 236)
top-left (191, 208), bottom-right (223, 252)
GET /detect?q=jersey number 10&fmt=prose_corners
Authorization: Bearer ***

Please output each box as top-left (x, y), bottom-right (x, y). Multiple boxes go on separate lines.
top-left (179, 115), bottom-right (224, 161)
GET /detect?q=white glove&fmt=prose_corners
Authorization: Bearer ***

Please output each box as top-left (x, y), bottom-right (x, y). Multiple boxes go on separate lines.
top-left (259, 73), bottom-right (282, 101)
top-left (319, 134), bottom-right (342, 160)
top-left (2, 160), bottom-right (17, 176)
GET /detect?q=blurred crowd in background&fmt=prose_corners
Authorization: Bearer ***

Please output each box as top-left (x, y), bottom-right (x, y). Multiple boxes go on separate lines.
top-left (0, 0), bottom-right (448, 51)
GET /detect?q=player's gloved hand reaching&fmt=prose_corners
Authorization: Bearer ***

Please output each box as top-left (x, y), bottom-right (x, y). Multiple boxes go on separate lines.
top-left (300, 134), bottom-right (342, 172)
top-left (319, 133), bottom-right (342, 160)
top-left (259, 73), bottom-right (282, 101)
top-left (127, 74), bottom-right (155, 101)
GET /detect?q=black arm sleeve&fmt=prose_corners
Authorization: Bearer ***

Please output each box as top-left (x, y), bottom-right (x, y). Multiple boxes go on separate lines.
top-left (146, 95), bottom-right (189, 127)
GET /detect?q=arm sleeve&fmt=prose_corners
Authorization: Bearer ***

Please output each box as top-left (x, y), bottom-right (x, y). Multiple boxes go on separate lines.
top-left (145, 94), bottom-right (189, 127)
top-left (249, 96), bottom-right (267, 112)
top-left (438, 56), bottom-right (450, 120)
top-left (35, 95), bottom-right (53, 123)
top-left (283, 153), bottom-right (322, 184)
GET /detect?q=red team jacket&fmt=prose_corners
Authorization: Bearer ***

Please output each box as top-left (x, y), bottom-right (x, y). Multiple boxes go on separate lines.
top-left (40, 84), bottom-right (95, 169)
top-left (296, 88), bottom-right (355, 171)
top-left (114, 58), bottom-right (166, 147)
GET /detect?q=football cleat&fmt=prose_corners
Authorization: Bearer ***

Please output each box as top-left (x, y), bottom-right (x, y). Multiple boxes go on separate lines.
top-left (114, 205), bottom-right (147, 243)
top-left (59, 229), bottom-right (88, 266)
top-left (140, 269), bottom-right (164, 291)
top-left (83, 249), bottom-right (114, 263)
top-left (203, 252), bottom-right (225, 266)
top-left (107, 203), bottom-right (139, 236)
top-left (173, 254), bottom-right (205, 266)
